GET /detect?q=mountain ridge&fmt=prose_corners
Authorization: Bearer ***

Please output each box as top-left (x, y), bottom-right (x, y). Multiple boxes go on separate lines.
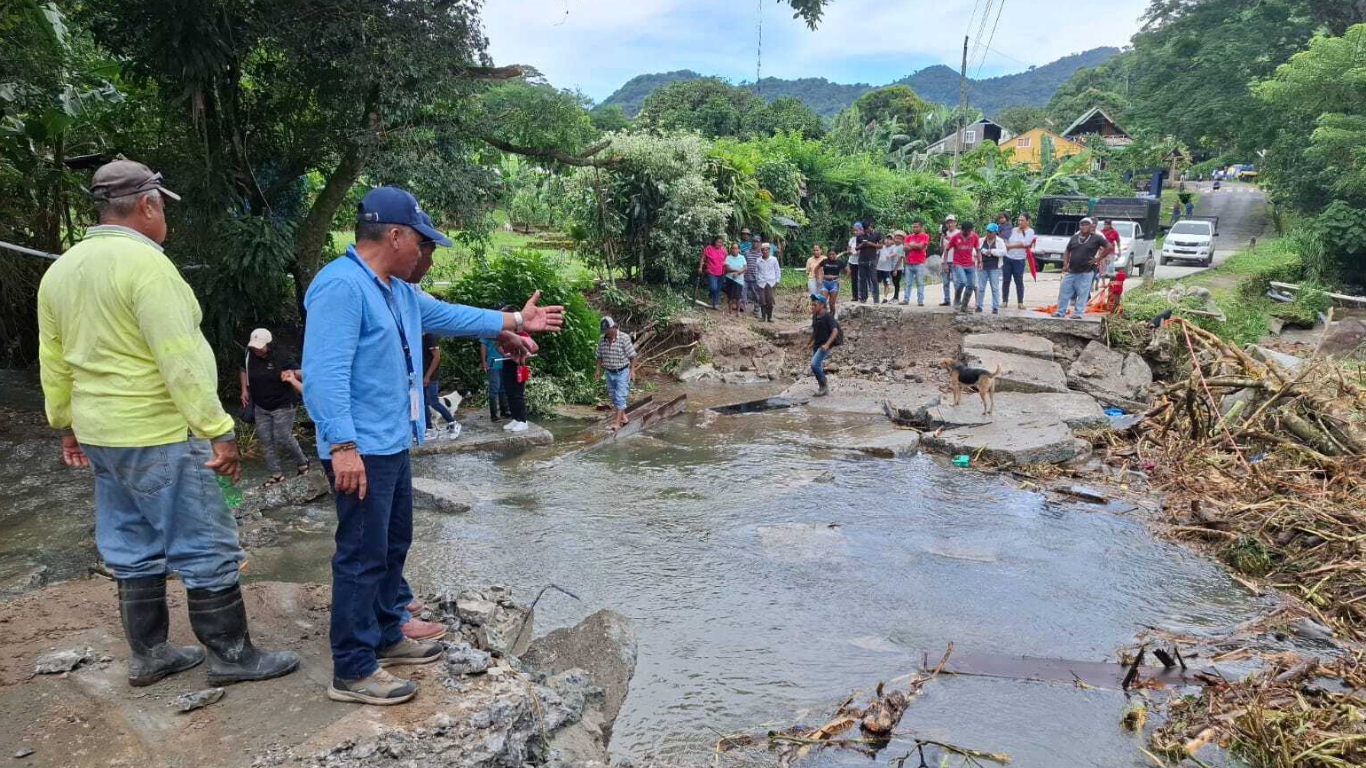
top-left (596, 47), bottom-right (1121, 119)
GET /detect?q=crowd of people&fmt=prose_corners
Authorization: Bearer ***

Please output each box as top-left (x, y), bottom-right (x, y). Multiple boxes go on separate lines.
top-left (36, 160), bottom-right (568, 709)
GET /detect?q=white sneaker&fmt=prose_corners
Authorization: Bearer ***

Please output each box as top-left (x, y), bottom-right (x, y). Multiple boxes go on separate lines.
top-left (423, 428), bottom-right (441, 441)
top-left (502, 420), bottom-right (515, 430)
top-left (445, 423), bottom-right (461, 440)
top-left (507, 421), bottom-right (528, 432)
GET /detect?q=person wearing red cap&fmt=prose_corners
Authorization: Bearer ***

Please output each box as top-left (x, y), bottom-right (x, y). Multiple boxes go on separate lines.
top-left (38, 160), bottom-right (299, 690)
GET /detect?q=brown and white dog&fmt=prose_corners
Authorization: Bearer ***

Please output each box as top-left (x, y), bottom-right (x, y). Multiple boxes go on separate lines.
top-left (938, 358), bottom-right (1003, 415)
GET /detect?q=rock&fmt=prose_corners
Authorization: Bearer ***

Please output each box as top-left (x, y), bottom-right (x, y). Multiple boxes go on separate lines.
top-left (14, 747), bottom-right (34, 759)
top-left (676, 364), bottom-right (718, 383)
top-left (1058, 486), bottom-right (1108, 504)
top-left (962, 332), bottom-right (1056, 360)
top-left (814, 470), bottom-right (836, 482)
top-left (952, 311), bottom-right (1103, 340)
top-left (1245, 344), bottom-right (1306, 373)
top-left (1291, 617), bottom-right (1335, 642)
top-left (236, 469), bottom-right (331, 516)
top-left (962, 349), bottom-right (1069, 394)
top-left (457, 595), bottom-right (498, 626)
top-left (523, 610), bottom-right (638, 741)
top-left (918, 391), bottom-right (1107, 431)
top-left (458, 590), bottom-right (533, 658)
top-left (410, 477), bottom-right (474, 514)
top-left (445, 642), bottom-right (492, 676)
top-left (719, 371), bottom-right (766, 385)
top-left (1066, 341), bottom-right (1153, 406)
top-left (546, 669), bottom-right (606, 717)
top-left (34, 648), bottom-right (91, 675)
top-left (923, 416), bottom-right (1084, 466)
top-left (172, 687), bottom-right (224, 713)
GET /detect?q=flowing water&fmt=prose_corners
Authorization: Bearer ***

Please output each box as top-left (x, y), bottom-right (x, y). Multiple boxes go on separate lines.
top-left (0, 372), bottom-right (1268, 767)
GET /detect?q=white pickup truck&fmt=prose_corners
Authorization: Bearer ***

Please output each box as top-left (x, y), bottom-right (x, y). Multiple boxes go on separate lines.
top-left (1032, 196), bottom-right (1160, 275)
top-left (1159, 217), bottom-right (1219, 267)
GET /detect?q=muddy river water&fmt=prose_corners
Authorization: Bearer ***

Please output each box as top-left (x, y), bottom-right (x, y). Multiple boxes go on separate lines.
top-left (0, 372), bottom-right (1268, 767)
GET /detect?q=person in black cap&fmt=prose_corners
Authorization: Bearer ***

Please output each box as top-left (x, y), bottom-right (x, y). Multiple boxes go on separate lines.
top-left (302, 186), bottom-right (564, 705)
top-left (809, 293), bottom-right (841, 397)
top-left (39, 159), bottom-right (299, 690)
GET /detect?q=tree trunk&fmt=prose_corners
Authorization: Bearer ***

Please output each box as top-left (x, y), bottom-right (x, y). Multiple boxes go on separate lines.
top-left (292, 140), bottom-right (365, 302)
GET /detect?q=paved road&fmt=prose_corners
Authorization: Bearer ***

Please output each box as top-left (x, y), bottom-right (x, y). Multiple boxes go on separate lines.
top-left (1151, 181), bottom-right (1272, 280)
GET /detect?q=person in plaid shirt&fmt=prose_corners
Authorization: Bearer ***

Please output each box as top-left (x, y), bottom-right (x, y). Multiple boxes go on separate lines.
top-left (595, 317), bottom-right (638, 431)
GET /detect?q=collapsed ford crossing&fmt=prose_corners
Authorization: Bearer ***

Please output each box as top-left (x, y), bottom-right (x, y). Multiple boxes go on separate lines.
top-left (1032, 196), bottom-right (1160, 275)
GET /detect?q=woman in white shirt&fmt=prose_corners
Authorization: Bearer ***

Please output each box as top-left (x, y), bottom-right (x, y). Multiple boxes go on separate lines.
top-left (1003, 213), bottom-right (1036, 310)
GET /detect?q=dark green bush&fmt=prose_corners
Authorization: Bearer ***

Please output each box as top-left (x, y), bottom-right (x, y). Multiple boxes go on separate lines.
top-left (435, 248), bottom-right (599, 402)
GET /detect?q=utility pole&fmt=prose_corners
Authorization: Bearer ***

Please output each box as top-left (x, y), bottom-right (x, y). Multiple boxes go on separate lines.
top-left (950, 35), bottom-right (969, 186)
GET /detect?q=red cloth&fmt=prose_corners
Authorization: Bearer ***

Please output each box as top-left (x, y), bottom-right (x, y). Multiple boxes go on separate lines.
top-left (1026, 247), bottom-right (1038, 280)
top-left (948, 232), bottom-right (979, 268)
top-left (1103, 228), bottom-right (1121, 247)
top-left (904, 232), bottom-right (930, 265)
top-left (702, 245), bottom-right (726, 276)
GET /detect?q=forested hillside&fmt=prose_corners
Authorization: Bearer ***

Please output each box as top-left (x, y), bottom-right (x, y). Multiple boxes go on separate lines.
top-left (595, 46), bottom-right (1120, 118)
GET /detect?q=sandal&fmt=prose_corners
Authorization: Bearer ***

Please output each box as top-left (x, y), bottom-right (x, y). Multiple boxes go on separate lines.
top-left (296, 461), bottom-right (311, 476)
top-left (262, 474), bottom-right (285, 488)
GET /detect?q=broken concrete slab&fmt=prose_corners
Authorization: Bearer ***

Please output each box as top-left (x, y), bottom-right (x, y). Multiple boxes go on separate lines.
top-left (1245, 344), bottom-right (1306, 373)
top-left (410, 477), bottom-right (473, 514)
top-left (522, 609), bottom-right (637, 743)
top-left (953, 311), bottom-right (1103, 340)
top-left (1066, 341), bottom-right (1153, 407)
top-left (411, 415), bottom-right (553, 456)
top-left (236, 469), bottom-right (331, 516)
top-left (802, 424), bottom-right (921, 458)
top-left (172, 687), bottom-right (224, 713)
top-left (33, 648), bottom-right (91, 675)
top-left (915, 391), bottom-right (1108, 431)
top-left (962, 332), bottom-right (1056, 360)
top-left (922, 416), bottom-right (1086, 465)
top-left (962, 348), bottom-right (1069, 394)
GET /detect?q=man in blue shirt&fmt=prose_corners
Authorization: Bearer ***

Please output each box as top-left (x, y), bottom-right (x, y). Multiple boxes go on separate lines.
top-left (303, 187), bottom-right (563, 705)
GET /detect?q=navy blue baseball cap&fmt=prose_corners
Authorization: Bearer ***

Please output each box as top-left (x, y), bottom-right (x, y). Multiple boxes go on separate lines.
top-left (357, 186), bottom-right (452, 247)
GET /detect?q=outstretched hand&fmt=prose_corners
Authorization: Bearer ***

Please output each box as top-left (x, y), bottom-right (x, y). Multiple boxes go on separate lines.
top-left (497, 330), bottom-right (539, 363)
top-left (520, 291), bottom-right (565, 333)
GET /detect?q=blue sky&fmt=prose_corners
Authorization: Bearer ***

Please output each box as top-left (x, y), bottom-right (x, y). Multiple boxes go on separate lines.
top-left (483, 0), bottom-right (1151, 102)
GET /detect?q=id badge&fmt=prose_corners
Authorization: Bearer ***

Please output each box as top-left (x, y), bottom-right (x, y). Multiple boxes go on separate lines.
top-left (409, 385), bottom-right (420, 422)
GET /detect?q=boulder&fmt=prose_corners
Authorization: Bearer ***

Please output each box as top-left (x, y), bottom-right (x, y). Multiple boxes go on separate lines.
top-left (1066, 341), bottom-right (1153, 407)
top-left (962, 332), bottom-right (1056, 360)
top-left (410, 477), bottom-right (474, 514)
top-left (922, 416), bottom-right (1085, 466)
top-left (522, 609), bottom-right (637, 741)
top-left (1320, 318), bottom-right (1366, 358)
top-left (962, 349), bottom-right (1069, 394)
top-left (676, 364), bottom-right (718, 383)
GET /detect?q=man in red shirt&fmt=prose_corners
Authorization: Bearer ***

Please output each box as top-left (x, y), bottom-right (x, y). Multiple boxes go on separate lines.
top-left (948, 222), bottom-right (980, 312)
top-left (900, 220), bottom-right (932, 306)
top-left (1098, 219), bottom-right (1122, 289)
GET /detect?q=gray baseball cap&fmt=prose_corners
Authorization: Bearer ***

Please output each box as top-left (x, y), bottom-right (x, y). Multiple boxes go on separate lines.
top-left (90, 160), bottom-right (181, 202)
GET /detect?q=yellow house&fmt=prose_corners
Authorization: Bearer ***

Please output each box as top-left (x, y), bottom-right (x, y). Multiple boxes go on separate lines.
top-left (1005, 128), bottom-right (1086, 170)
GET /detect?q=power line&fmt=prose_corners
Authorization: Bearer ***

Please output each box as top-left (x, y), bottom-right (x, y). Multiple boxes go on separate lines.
top-left (755, 0), bottom-right (763, 94)
top-left (975, 0), bottom-right (1008, 78)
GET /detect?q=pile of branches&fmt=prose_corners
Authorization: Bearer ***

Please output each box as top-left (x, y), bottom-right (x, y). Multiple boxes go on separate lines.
top-left (1098, 319), bottom-right (1366, 639)
top-left (1149, 651), bottom-right (1366, 768)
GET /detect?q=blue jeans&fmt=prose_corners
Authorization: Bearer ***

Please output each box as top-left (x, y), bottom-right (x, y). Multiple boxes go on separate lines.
top-left (941, 266), bottom-right (953, 303)
top-left (1002, 257), bottom-right (1027, 303)
top-left (487, 366), bottom-right (504, 397)
top-left (953, 265), bottom-right (977, 307)
top-left (323, 451), bottom-right (413, 680)
top-left (744, 277), bottom-right (760, 313)
top-left (1056, 271), bottom-right (1093, 318)
top-left (397, 577), bottom-right (414, 625)
top-left (811, 347), bottom-right (832, 388)
top-left (85, 439), bottom-right (244, 590)
top-left (903, 263), bottom-right (926, 304)
top-left (424, 381), bottom-right (453, 429)
top-left (605, 367), bottom-right (630, 409)
top-left (707, 274), bottom-right (722, 307)
top-left (977, 268), bottom-right (1001, 310)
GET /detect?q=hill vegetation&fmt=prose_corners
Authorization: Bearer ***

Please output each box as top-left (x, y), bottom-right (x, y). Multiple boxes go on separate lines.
top-left (594, 47), bottom-right (1120, 118)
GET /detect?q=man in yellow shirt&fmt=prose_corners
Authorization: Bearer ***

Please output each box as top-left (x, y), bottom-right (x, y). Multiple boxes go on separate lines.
top-left (37, 160), bottom-right (298, 688)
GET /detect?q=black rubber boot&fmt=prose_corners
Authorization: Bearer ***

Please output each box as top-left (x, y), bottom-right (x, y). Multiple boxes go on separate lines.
top-left (498, 393), bottom-right (512, 419)
top-left (118, 576), bottom-right (205, 687)
top-left (489, 398), bottom-right (500, 422)
top-left (187, 584), bottom-right (299, 685)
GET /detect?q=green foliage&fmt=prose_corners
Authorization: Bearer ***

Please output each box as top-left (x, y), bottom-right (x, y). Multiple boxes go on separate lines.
top-left (638, 78), bottom-right (762, 138)
top-left (755, 96), bottom-right (825, 139)
top-left (995, 105), bottom-right (1049, 134)
top-left (851, 86), bottom-right (931, 131)
top-left (479, 80), bottom-right (599, 158)
top-left (1221, 536), bottom-right (1274, 578)
top-left (189, 216), bottom-right (298, 363)
top-left (438, 248), bottom-right (598, 396)
top-left (589, 104), bottom-right (632, 133)
top-left (1305, 201), bottom-right (1366, 286)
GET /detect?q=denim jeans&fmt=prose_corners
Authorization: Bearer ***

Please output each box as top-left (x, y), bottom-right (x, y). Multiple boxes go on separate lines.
top-left (706, 274), bottom-right (722, 308)
top-left (85, 439), bottom-right (244, 590)
top-left (977, 268), bottom-right (1001, 310)
top-left (1002, 257), bottom-right (1027, 303)
top-left (605, 367), bottom-right (630, 409)
top-left (941, 265), bottom-right (953, 303)
top-left (1056, 271), bottom-right (1093, 318)
top-left (423, 381), bottom-right (453, 430)
top-left (903, 263), bottom-right (927, 304)
top-left (253, 404), bottom-right (307, 475)
top-left (744, 277), bottom-right (760, 313)
top-left (952, 265), bottom-right (977, 307)
top-left (486, 366), bottom-right (504, 398)
top-left (811, 347), bottom-right (832, 387)
top-left (397, 577), bottom-right (414, 624)
top-left (323, 450), bottom-right (413, 680)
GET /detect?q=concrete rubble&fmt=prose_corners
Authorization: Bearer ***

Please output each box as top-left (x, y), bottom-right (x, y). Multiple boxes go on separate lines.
top-left (33, 647), bottom-right (92, 675)
top-left (1066, 341), bottom-right (1153, 409)
top-left (961, 347), bottom-right (1070, 394)
top-left (952, 311), bottom-right (1104, 340)
top-left (173, 687), bottom-right (225, 713)
top-left (237, 469), bottom-right (331, 517)
top-left (411, 477), bottom-right (474, 514)
top-left (922, 415), bottom-right (1089, 466)
top-left (961, 332), bottom-right (1056, 360)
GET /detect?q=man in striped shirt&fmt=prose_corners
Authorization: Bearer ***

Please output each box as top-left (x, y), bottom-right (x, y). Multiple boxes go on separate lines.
top-left (595, 317), bottom-right (638, 431)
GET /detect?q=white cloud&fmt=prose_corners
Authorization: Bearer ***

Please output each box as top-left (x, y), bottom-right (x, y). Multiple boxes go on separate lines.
top-left (482, 0), bottom-right (1149, 100)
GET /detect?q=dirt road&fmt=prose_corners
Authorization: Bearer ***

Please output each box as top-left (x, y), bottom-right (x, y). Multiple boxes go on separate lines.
top-left (1153, 180), bottom-right (1272, 280)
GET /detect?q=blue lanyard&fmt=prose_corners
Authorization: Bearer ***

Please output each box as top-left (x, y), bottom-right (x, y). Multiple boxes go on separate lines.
top-left (347, 251), bottom-right (421, 443)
